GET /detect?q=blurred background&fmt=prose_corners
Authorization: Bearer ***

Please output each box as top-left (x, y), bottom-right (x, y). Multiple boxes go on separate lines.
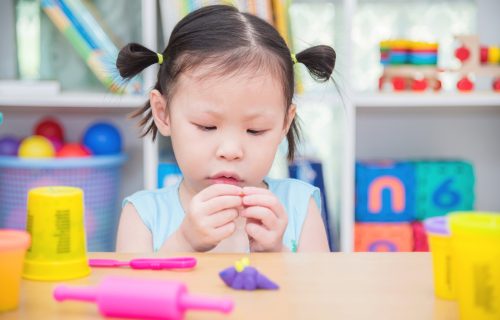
top-left (0, 0), bottom-right (499, 252)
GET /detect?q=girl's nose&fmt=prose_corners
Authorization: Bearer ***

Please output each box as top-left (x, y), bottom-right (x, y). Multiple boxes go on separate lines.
top-left (216, 137), bottom-right (243, 161)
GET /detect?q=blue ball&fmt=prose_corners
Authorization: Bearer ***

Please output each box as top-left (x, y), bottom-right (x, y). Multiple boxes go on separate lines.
top-left (82, 122), bottom-right (122, 155)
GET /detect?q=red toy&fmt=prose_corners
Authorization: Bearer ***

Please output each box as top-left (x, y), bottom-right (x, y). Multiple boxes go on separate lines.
top-left (454, 35), bottom-right (500, 92)
top-left (34, 117), bottom-right (65, 142)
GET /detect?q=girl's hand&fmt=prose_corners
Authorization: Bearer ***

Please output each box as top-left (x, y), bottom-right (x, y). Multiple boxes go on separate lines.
top-left (240, 187), bottom-right (288, 252)
top-left (180, 184), bottom-right (243, 252)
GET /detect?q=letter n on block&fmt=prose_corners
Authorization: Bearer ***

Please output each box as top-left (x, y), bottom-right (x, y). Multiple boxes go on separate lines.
top-left (355, 161), bottom-right (415, 222)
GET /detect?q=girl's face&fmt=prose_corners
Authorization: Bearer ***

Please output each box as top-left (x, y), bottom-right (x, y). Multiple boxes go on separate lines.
top-left (151, 65), bottom-right (295, 196)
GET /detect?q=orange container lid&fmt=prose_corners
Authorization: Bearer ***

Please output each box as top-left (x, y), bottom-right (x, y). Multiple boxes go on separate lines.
top-left (0, 230), bottom-right (31, 251)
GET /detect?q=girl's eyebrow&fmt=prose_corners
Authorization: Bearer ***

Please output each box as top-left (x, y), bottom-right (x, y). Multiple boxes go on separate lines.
top-left (201, 110), bottom-right (275, 121)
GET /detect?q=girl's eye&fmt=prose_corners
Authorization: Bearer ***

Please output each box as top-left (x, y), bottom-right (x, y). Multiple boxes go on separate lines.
top-left (247, 129), bottom-right (265, 135)
top-left (196, 124), bottom-right (216, 131)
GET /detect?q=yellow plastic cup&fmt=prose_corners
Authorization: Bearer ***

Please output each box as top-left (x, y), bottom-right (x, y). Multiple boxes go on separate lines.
top-left (450, 212), bottom-right (500, 320)
top-left (424, 216), bottom-right (454, 300)
top-left (23, 186), bottom-right (91, 281)
top-left (0, 230), bottom-right (31, 312)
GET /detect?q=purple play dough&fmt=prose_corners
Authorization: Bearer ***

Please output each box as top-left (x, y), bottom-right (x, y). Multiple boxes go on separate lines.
top-left (219, 266), bottom-right (279, 290)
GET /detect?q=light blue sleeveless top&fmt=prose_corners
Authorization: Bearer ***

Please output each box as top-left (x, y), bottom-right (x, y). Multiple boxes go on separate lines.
top-left (123, 177), bottom-right (321, 252)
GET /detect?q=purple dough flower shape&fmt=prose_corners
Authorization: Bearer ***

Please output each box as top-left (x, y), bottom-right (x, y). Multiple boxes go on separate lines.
top-left (219, 266), bottom-right (279, 290)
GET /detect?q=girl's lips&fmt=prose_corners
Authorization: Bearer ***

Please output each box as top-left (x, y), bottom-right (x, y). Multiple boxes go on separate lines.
top-left (210, 177), bottom-right (242, 186)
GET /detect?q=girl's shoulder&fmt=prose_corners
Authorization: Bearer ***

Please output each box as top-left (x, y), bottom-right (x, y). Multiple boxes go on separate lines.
top-left (122, 181), bottom-right (182, 212)
top-left (265, 177), bottom-right (319, 194)
top-left (124, 186), bottom-right (175, 204)
top-left (265, 177), bottom-right (321, 209)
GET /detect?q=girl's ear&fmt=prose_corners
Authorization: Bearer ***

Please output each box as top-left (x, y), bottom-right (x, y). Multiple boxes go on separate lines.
top-left (283, 103), bottom-right (297, 137)
top-left (150, 89), bottom-right (171, 136)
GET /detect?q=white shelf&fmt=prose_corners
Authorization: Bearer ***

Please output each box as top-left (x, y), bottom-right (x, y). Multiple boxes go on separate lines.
top-left (354, 92), bottom-right (500, 108)
top-left (0, 92), bottom-right (146, 109)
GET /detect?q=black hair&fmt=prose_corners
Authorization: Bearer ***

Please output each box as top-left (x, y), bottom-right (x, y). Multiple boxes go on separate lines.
top-left (117, 4), bottom-right (335, 161)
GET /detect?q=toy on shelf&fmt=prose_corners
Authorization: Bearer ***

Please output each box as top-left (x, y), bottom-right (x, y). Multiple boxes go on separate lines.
top-left (53, 276), bottom-right (234, 320)
top-left (34, 117), bottom-right (65, 143)
top-left (355, 161), bottom-right (415, 222)
top-left (355, 223), bottom-right (413, 252)
top-left (56, 143), bottom-right (92, 158)
top-left (379, 40), bottom-right (441, 92)
top-left (82, 122), bottom-right (122, 155)
top-left (0, 136), bottom-right (21, 156)
top-left (18, 136), bottom-right (56, 159)
top-left (411, 221), bottom-right (429, 252)
top-left (454, 35), bottom-right (500, 92)
top-left (219, 257), bottom-right (279, 290)
top-left (414, 161), bottom-right (474, 220)
top-left (355, 160), bottom-right (475, 252)
top-left (89, 257), bottom-right (197, 270)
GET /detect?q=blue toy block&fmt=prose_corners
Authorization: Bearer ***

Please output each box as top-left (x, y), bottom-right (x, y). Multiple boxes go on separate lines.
top-left (157, 162), bottom-right (182, 188)
top-left (355, 161), bottom-right (416, 222)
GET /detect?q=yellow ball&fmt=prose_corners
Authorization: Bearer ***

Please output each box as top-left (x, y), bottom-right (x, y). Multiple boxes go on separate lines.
top-left (18, 136), bottom-right (55, 158)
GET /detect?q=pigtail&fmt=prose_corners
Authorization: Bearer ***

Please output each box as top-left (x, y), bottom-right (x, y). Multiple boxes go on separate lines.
top-left (117, 43), bottom-right (160, 79)
top-left (296, 45), bottom-right (336, 82)
top-left (117, 43), bottom-right (163, 140)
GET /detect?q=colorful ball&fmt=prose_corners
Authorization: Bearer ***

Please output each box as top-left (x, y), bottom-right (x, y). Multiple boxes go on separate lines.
top-left (34, 117), bottom-right (65, 142)
top-left (0, 135), bottom-right (21, 156)
top-left (82, 122), bottom-right (122, 155)
top-left (18, 135), bottom-right (55, 158)
top-left (57, 143), bottom-right (92, 158)
top-left (47, 137), bottom-right (63, 152)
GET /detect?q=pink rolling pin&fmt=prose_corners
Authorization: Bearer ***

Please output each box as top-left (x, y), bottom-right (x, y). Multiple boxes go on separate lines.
top-left (53, 276), bottom-right (234, 320)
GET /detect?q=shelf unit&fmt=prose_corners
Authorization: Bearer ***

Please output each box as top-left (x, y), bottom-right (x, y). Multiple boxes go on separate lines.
top-left (2, 0), bottom-right (499, 253)
top-left (354, 92), bottom-right (500, 108)
top-left (0, 93), bottom-right (146, 109)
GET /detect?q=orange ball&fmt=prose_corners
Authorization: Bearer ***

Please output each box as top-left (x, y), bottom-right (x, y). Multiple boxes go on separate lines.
top-left (56, 143), bottom-right (92, 158)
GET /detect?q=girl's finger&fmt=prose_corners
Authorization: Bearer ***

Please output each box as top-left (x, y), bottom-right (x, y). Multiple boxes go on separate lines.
top-left (242, 186), bottom-right (272, 196)
top-left (240, 206), bottom-right (276, 230)
top-left (242, 194), bottom-right (286, 220)
top-left (213, 221), bottom-right (236, 241)
top-left (197, 183), bottom-right (243, 201)
top-left (245, 222), bottom-right (272, 244)
top-left (207, 208), bottom-right (238, 228)
top-left (200, 195), bottom-right (242, 215)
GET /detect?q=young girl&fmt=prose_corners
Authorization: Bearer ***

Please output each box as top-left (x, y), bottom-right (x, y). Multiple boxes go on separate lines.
top-left (116, 5), bottom-right (336, 253)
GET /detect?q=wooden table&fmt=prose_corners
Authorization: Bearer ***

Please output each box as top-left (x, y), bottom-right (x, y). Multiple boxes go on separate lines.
top-left (1, 253), bottom-right (459, 320)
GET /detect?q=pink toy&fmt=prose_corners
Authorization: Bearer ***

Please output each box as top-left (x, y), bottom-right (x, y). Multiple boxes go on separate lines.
top-left (89, 257), bottom-right (197, 270)
top-left (53, 276), bottom-right (234, 320)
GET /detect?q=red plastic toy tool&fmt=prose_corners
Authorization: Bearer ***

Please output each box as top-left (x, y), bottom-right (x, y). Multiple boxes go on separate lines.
top-left (89, 257), bottom-right (197, 270)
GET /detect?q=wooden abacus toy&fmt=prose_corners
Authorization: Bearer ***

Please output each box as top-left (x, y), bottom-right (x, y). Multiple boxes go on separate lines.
top-left (379, 39), bottom-right (442, 92)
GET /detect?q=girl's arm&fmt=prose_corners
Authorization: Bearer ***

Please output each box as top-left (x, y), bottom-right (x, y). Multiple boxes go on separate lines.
top-left (115, 203), bottom-right (153, 252)
top-left (297, 198), bottom-right (330, 252)
top-left (116, 203), bottom-right (194, 253)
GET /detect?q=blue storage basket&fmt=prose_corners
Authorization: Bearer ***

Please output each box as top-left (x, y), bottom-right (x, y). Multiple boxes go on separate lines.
top-left (0, 155), bottom-right (126, 252)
